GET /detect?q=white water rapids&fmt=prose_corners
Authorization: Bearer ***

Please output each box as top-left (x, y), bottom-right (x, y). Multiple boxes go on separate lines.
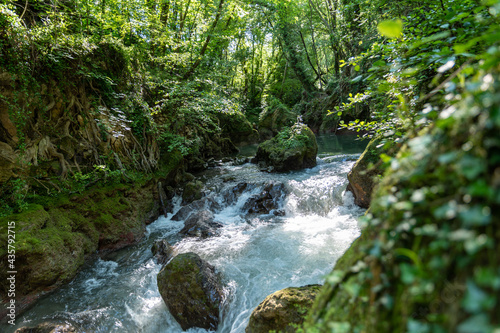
top-left (6, 135), bottom-right (367, 333)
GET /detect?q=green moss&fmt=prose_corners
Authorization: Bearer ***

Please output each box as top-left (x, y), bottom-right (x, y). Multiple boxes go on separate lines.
top-left (247, 285), bottom-right (322, 333)
top-left (254, 123), bottom-right (318, 172)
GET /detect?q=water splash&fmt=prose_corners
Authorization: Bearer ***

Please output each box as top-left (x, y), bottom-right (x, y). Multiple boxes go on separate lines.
top-left (7, 136), bottom-right (367, 333)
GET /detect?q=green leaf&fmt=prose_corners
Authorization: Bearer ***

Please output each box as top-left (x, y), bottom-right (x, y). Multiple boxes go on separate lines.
top-left (462, 280), bottom-right (495, 313)
top-left (457, 314), bottom-right (492, 333)
top-left (377, 19), bottom-right (403, 39)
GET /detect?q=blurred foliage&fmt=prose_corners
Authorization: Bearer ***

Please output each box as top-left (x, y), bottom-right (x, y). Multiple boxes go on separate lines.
top-left (305, 0), bottom-right (500, 331)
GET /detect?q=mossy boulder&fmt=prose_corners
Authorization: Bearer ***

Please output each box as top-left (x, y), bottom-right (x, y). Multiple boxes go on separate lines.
top-left (304, 68), bottom-right (500, 332)
top-left (181, 180), bottom-right (204, 205)
top-left (246, 285), bottom-right (321, 333)
top-left (252, 123), bottom-right (318, 172)
top-left (346, 135), bottom-right (396, 208)
top-left (157, 252), bottom-right (223, 331)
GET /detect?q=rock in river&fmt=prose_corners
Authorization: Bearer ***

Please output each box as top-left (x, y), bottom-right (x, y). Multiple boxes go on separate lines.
top-left (157, 252), bottom-right (223, 331)
top-left (246, 284), bottom-right (321, 333)
top-left (179, 210), bottom-right (223, 238)
top-left (151, 239), bottom-right (175, 265)
top-left (252, 123), bottom-right (318, 172)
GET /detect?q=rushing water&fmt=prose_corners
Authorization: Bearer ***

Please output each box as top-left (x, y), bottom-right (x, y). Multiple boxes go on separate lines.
top-left (5, 134), bottom-right (367, 333)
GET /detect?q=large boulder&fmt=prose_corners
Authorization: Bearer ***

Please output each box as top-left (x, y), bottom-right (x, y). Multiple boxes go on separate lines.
top-left (246, 285), bottom-right (322, 333)
top-left (224, 182), bottom-right (253, 205)
top-left (252, 123), bottom-right (318, 172)
top-left (346, 136), bottom-right (396, 208)
top-left (179, 210), bottom-right (223, 238)
top-left (157, 253), bottom-right (223, 331)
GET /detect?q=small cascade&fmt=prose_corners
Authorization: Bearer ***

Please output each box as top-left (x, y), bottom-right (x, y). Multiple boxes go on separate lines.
top-left (7, 135), bottom-right (367, 333)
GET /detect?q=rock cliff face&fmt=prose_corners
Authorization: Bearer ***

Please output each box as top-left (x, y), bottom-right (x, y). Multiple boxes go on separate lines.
top-left (246, 285), bottom-right (321, 333)
top-left (252, 123), bottom-right (318, 172)
top-left (157, 252), bottom-right (224, 331)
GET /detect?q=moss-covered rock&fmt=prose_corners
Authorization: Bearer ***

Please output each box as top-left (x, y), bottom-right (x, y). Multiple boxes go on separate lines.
top-left (181, 180), bottom-right (204, 205)
top-left (252, 123), bottom-right (318, 172)
top-left (157, 252), bottom-right (223, 331)
top-left (346, 135), bottom-right (396, 208)
top-left (246, 285), bottom-right (321, 333)
top-left (304, 68), bottom-right (500, 332)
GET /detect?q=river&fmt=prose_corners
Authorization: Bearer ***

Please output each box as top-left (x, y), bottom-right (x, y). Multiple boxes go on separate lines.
top-left (6, 134), bottom-right (367, 333)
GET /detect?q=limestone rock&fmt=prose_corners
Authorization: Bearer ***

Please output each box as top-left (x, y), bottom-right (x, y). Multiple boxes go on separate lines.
top-left (346, 136), bottom-right (394, 208)
top-left (157, 252), bottom-right (223, 331)
top-left (246, 285), bottom-right (322, 333)
top-left (252, 123), bottom-right (318, 172)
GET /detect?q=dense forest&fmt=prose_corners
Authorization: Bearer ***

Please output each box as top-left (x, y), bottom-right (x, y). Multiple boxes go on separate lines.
top-left (0, 0), bottom-right (499, 332)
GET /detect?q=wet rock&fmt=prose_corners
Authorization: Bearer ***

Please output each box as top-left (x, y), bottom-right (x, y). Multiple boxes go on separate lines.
top-left (158, 182), bottom-right (173, 216)
top-left (172, 197), bottom-right (221, 221)
top-left (223, 182), bottom-right (251, 205)
top-left (243, 183), bottom-right (288, 215)
top-left (233, 157), bottom-right (250, 166)
top-left (180, 210), bottom-right (223, 238)
top-left (15, 322), bottom-right (78, 333)
top-left (151, 239), bottom-right (175, 265)
top-left (346, 136), bottom-right (395, 208)
top-left (157, 252), bottom-right (223, 331)
top-left (252, 123), bottom-right (318, 172)
top-left (181, 180), bottom-right (204, 205)
top-left (246, 285), bottom-right (321, 333)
